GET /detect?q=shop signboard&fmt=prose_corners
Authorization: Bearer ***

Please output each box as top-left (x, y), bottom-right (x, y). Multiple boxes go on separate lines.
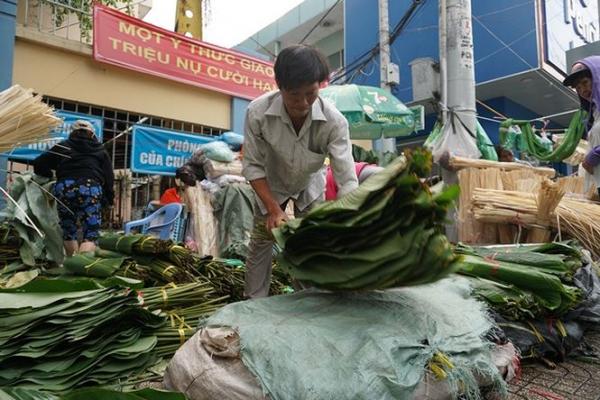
top-left (131, 125), bottom-right (215, 175)
top-left (4, 111), bottom-right (104, 161)
top-left (543, 0), bottom-right (599, 73)
top-left (93, 4), bottom-right (277, 100)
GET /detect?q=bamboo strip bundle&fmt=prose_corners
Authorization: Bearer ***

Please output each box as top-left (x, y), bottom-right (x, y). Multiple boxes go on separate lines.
top-left (458, 167), bottom-right (543, 244)
top-left (479, 168), bottom-right (503, 244)
top-left (0, 85), bottom-right (61, 152)
top-left (528, 179), bottom-right (565, 243)
top-left (558, 176), bottom-right (584, 194)
top-left (556, 197), bottom-right (600, 259)
top-left (500, 170), bottom-right (536, 190)
top-left (553, 133), bottom-right (587, 166)
top-left (449, 155), bottom-right (556, 177)
top-left (472, 188), bottom-right (600, 259)
top-left (472, 189), bottom-right (539, 226)
top-left (457, 168), bottom-right (502, 243)
top-left (499, 170), bottom-right (541, 243)
top-left (514, 178), bottom-right (541, 193)
top-left (457, 168), bottom-right (479, 243)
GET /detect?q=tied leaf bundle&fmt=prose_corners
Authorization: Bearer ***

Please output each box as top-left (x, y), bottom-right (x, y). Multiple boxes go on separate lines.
top-left (0, 280), bottom-right (165, 391)
top-left (456, 242), bottom-right (584, 320)
top-left (141, 282), bottom-right (229, 357)
top-left (273, 150), bottom-right (461, 291)
top-left (94, 235), bottom-right (202, 285)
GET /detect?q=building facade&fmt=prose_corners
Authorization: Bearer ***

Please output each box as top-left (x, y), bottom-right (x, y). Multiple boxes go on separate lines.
top-left (241, 0), bottom-right (599, 149)
top-left (6, 0), bottom-right (269, 226)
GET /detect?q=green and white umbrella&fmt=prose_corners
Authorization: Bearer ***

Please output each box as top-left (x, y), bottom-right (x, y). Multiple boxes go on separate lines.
top-left (320, 84), bottom-right (415, 140)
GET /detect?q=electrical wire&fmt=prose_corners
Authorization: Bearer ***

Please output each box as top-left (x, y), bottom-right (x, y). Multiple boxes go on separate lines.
top-left (472, 14), bottom-right (579, 103)
top-left (330, 0), bottom-right (427, 84)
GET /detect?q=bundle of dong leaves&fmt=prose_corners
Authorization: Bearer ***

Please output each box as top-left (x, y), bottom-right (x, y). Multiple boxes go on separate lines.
top-left (62, 233), bottom-right (291, 300)
top-left (273, 150), bottom-right (460, 290)
top-left (0, 279), bottom-right (165, 391)
top-left (456, 241), bottom-right (584, 320)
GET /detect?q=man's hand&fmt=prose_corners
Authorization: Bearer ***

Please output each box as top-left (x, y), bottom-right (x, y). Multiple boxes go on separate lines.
top-left (582, 159), bottom-right (594, 174)
top-left (266, 208), bottom-right (288, 231)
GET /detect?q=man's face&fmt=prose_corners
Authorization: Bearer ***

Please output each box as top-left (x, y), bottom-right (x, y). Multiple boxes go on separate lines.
top-left (575, 76), bottom-right (593, 101)
top-left (280, 82), bottom-right (320, 120)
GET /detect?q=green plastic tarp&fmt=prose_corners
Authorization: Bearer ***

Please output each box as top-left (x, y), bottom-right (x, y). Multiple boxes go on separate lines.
top-left (203, 278), bottom-right (506, 400)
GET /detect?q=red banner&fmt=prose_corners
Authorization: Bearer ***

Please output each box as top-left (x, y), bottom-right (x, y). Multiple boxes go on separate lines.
top-left (93, 4), bottom-right (276, 100)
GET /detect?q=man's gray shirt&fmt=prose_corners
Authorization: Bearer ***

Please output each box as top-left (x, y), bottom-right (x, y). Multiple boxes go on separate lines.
top-left (242, 90), bottom-right (358, 214)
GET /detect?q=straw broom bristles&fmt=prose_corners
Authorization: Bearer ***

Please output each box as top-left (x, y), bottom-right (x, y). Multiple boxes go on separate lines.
top-left (472, 188), bottom-right (600, 258)
top-left (0, 85), bottom-right (61, 153)
top-left (528, 179), bottom-right (565, 243)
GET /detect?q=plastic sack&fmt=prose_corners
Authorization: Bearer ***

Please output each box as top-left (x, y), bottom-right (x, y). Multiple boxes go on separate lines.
top-left (200, 141), bottom-right (235, 163)
top-left (201, 279), bottom-right (507, 400)
top-left (164, 327), bottom-right (267, 400)
top-left (220, 132), bottom-right (244, 151)
top-left (426, 115), bottom-right (481, 162)
top-left (165, 326), bottom-right (511, 400)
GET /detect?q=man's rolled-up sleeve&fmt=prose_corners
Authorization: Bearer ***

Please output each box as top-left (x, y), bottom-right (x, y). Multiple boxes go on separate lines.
top-left (328, 118), bottom-right (358, 197)
top-left (242, 109), bottom-right (267, 182)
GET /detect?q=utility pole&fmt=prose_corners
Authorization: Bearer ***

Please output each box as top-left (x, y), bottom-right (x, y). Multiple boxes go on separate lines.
top-left (439, 0), bottom-right (476, 243)
top-left (445, 0), bottom-right (476, 142)
top-left (374, 0), bottom-right (397, 155)
top-left (439, 0), bottom-right (448, 124)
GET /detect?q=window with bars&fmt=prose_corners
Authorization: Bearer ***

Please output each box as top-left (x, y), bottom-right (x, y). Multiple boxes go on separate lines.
top-left (36, 96), bottom-right (227, 228)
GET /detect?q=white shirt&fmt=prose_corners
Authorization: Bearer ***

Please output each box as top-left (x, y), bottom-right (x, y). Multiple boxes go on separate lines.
top-left (242, 90), bottom-right (358, 214)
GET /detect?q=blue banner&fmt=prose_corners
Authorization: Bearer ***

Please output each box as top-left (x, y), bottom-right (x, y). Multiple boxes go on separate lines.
top-left (131, 125), bottom-right (216, 175)
top-left (4, 111), bottom-right (104, 161)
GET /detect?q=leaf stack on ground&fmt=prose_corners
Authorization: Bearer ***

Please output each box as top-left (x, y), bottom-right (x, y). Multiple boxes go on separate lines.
top-left (456, 242), bottom-right (584, 320)
top-left (0, 280), bottom-right (164, 391)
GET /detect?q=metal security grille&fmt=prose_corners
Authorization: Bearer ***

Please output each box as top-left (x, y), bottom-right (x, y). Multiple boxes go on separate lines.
top-left (36, 96), bottom-right (225, 228)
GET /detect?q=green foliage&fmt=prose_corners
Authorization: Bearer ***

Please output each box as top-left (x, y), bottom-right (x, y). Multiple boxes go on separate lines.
top-left (456, 242), bottom-right (585, 320)
top-left (49, 0), bottom-right (133, 41)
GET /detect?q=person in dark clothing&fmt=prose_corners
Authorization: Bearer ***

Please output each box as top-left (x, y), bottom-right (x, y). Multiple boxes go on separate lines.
top-left (33, 119), bottom-right (114, 256)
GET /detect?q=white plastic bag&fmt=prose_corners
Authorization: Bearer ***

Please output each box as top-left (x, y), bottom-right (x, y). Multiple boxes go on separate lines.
top-left (431, 116), bottom-right (481, 163)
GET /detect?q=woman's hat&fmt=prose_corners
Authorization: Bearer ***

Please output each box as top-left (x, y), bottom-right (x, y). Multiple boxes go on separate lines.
top-left (563, 62), bottom-right (591, 87)
top-left (70, 119), bottom-right (95, 134)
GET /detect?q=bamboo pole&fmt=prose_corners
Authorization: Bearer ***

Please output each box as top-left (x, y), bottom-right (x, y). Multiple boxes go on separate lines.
top-left (449, 155), bottom-right (556, 177)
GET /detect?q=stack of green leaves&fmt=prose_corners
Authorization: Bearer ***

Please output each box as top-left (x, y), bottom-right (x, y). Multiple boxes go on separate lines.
top-left (0, 387), bottom-right (186, 400)
top-left (0, 224), bottom-right (22, 266)
top-left (0, 280), bottom-right (165, 391)
top-left (272, 150), bottom-right (461, 291)
top-left (0, 173), bottom-right (63, 266)
top-left (456, 242), bottom-right (584, 320)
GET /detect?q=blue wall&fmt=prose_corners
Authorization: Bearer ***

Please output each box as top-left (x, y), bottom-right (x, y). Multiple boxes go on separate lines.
top-left (344, 0), bottom-right (539, 103)
top-left (0, 0), bottom-right (16, 196)
top-left (231, 97), bottom-right (250, 134)
top-left (0, 0), bottom-right (16, 91)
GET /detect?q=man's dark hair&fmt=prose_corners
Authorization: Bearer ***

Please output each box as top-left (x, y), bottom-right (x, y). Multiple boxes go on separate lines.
top-left (274, 45), bottom-right (330, 90)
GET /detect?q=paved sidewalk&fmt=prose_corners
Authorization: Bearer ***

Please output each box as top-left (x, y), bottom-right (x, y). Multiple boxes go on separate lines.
top-left (508, 330), bottom-right (600, 400)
